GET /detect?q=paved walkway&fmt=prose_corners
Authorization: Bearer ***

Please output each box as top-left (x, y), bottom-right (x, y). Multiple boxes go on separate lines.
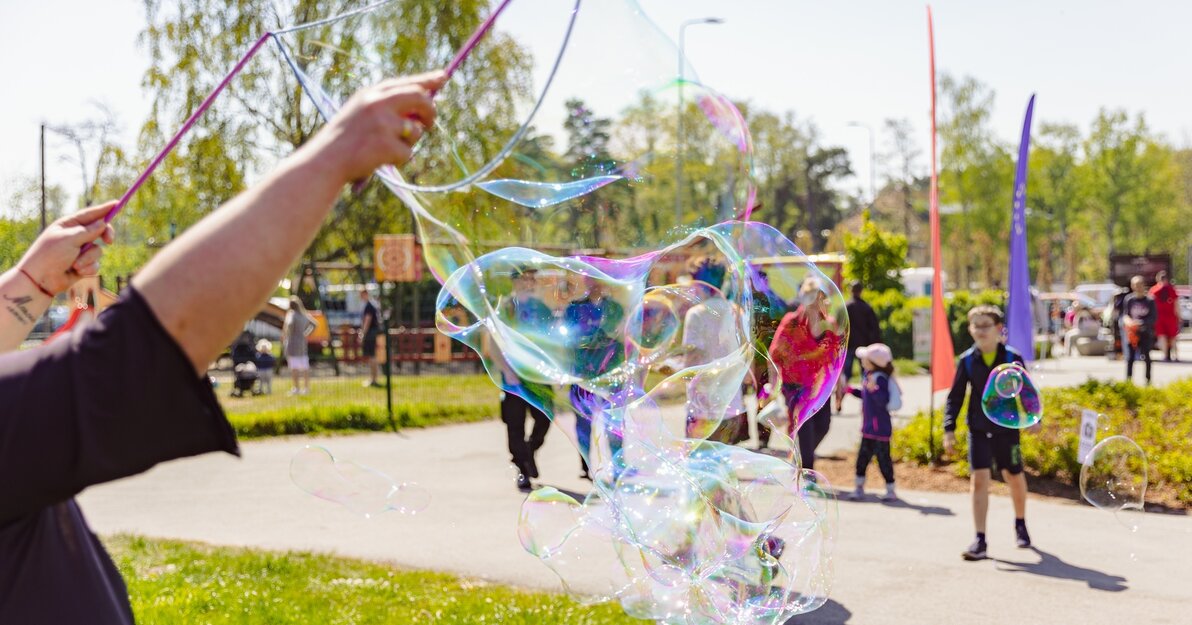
top-left (79, 354), bottom-right (1192, 624)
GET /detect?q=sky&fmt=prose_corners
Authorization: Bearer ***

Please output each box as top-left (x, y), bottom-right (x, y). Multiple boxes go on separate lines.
top-left (3, 0), bottom-right (1191, 211)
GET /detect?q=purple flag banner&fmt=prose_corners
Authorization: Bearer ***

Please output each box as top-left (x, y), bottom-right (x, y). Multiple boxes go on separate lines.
top-left (1007, 94), bottom-right (1036, 360)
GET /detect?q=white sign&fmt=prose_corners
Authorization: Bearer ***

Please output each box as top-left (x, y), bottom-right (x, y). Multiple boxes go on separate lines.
top-left (912, 307), bottom-right (932, 364)
top-left (1078, 409), bottom-right (1099, 464)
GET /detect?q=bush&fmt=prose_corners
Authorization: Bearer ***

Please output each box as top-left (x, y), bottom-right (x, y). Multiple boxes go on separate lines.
top-left (864, 288), bottom-right (1005, 362)
top-left (892, 379), bottom-right (1192, 505)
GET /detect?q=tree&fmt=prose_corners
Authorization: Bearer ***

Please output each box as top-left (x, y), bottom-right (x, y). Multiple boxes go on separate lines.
top-left (1027, 123), bottom-right (1084, 288)
top-left (938, 74), bottom-right (1014, 288)
top-left (1083, 109), bottom-right (1181, 275)
top-left (843, 209), bottom-right (908, 292)
top-left (135, 0), bottom-right (533, 271)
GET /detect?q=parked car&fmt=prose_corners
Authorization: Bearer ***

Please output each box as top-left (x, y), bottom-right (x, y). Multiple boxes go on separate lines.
top-left (1074, 283), bottom-right (1120, 316)
top-left (1177, 285), bottom-right (1192, 328)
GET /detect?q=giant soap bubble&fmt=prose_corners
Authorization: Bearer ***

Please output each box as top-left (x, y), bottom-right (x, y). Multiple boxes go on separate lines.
top-left (277, 1), bottom-right (847, 621)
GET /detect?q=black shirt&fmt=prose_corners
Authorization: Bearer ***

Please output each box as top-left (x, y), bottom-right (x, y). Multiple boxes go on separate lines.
top-left (845, 297), bottom-right (881, 349)
top-left (943, 343), bottom-right (1025, 434)
top-left (361, 300), bottom-right (380, 336)
top-left (0, 287), bottom-right (238, 624)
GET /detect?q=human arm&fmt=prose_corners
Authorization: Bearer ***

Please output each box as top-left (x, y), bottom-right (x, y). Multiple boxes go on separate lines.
top-left (0, 203), bottom-right (115, 352)
top-left (133, 72), bottom-right (445, 373)
top-left (942, 355), bottom-right (968, 454)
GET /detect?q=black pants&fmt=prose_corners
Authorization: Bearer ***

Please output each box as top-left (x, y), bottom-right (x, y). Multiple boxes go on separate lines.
top-left (1126, 333), bottom-right (1154, 383)
top-left (856, 438), bottom-right (895, 484)
top-left (501, 391), bottom-right (550, 471)
top-left (796, 400), bottom-right (832, 471)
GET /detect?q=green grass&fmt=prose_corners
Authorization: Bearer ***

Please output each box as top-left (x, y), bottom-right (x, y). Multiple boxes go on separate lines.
top-left (106, 535), bottom-right (638, 625)
top-left (219, 375), bottom-right (500, 438)
top-left (892, 378), bottom-right (1192, 505)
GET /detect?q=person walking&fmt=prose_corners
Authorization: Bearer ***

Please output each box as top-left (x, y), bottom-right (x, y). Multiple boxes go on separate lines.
top-left (768, 277), bottom-right (843, 471)
top-left (359, 288), bottom-right (382, 387)
top-left (1122, 275), bottom-right (1157, 384)
top-left (944, 305), bottom-right (1032, 561)
top-left (1149, 270), bottom-right (1179, 362)
top-left (846, 343), bottom-right (899, 502)
top-left (837, 281), bottom-right (881, 412)
top-left (283, 296), bottom-right (317, 395)
top-left (498, 269), bottom-right (554, 491)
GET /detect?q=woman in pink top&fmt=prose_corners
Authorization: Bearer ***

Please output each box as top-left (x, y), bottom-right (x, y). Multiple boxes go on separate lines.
top-left (768, 277), bottom-right (843, 470)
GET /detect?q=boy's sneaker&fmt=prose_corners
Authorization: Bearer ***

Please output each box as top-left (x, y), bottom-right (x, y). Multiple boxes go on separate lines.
top-left (516, 472), bottom-right (532, 492)
top-left (881, 485), bottom-right (898, 502)
top-left (962, 538), bottom-right (988, 561)
top-left (847, 487), bottom-right (864, 501)
top-left (1015, 523), bottom-right (1032, 548)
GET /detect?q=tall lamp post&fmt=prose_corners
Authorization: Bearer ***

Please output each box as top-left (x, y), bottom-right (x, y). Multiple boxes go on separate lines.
top-left (847, 121), bottom-right (876, 206)
top-left (675, 17), bottom-right (724, 226)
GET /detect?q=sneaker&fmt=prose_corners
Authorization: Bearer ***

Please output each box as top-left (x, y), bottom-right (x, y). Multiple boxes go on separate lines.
top-left (881, 486), bottom-right (898, 502)
top-left (1015, 524), bottom-right (1031, 548)
top-left (524, 456), bottom-right (540, 479)
top-left (847, 487), bottom-right (864, 501)
top-left (516, 472), bottom-right (532, 492)
top-left (962, 538), bottom-right (988, 561)
top-left (288, 388), bottom-right (299, 396)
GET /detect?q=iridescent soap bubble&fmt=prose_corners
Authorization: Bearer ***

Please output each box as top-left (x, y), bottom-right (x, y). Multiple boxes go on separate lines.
top-left (290, 445), bottom-right (429, 517)
top-left (1080, 435), bottom-right (1148, 530)
top-left (980, 363), bottom-right (1042, 429)
top-left (277, 1), bottom-right (845, 620)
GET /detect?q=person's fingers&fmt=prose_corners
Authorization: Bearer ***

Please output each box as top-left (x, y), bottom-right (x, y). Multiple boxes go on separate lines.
top-left (379, 88), bottom-right (436, 128)
top-left (379, 71), bottom-right (448, 93)
top-left (384, 137), bottom-right (414, 167)
top-left (397, 118), bottom-right (425, 145)
top-left (63, 217), bottom-right (108, 245)
top-left (73, 245), bottom-right (103, 271)
top-left (102, 224), bottom-right (115, 245)
top-left (60, 200), bottom-right (118, 227)
top-left (73, 260), bottom-right (101, 277)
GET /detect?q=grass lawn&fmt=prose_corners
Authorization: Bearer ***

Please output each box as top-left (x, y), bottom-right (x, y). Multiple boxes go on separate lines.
top-left (106, 535), bottom-right (637, 625)
top-left (218, 375), bottom-right (501, 438)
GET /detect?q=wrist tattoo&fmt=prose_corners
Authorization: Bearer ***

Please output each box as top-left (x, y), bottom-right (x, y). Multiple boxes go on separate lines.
top-left (4, 293), bottom-right (37, 325)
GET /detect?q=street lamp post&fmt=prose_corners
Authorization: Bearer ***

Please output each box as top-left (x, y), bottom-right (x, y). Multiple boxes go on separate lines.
top-left (847, 121), bottom-right (876, 206)
top-left (675, 17), bottom-right (725, 227)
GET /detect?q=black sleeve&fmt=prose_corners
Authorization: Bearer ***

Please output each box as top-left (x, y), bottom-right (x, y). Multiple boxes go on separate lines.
top-left (0, 287), bottom-right (238, 522)
top-left (942, 355), bottom-right (968, 432)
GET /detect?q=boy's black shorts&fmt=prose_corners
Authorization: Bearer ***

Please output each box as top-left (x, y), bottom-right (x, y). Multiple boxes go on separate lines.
top-left (968, 429), bottom-right (1023, 474)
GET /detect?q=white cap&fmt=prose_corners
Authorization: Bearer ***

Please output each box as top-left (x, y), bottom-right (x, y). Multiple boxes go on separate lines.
top-left (856, 343), bottom-right (893, 368)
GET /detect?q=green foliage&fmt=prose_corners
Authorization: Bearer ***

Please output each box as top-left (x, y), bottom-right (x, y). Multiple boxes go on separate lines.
top-left (107, 535), bottom-right (639, 625)
top-left (843, 209), bottom-right (908, 292)
top-left (863, 288), bottom-right (1003, 362)
top-left (220, 375), bottom-right (498, 438)
top-left (893, 379), bottom-right (1192, 504)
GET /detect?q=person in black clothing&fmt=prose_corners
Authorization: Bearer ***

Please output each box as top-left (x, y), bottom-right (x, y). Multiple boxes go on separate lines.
top-left (838, 281), bottom-right (881, 411)
top-left (943, 305), bottom-right (1032, 561)
top-left (360, 288), bottom-right (382, 387)
top-left (1121, 275), bottom-right (1157, 385)
top-left (498, 269), bottom-right (554, 491)
top-left (0, 72), bottom-right (445, 624)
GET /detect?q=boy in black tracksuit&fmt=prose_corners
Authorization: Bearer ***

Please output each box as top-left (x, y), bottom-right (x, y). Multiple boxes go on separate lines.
top-left (943, 305), bottom-right (1032, 561)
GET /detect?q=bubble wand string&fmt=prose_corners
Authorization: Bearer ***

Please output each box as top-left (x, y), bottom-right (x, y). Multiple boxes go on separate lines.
top-left (349, 0), bottom-right (514, 193)
top-left (83, 0), bottom-right (516, 252)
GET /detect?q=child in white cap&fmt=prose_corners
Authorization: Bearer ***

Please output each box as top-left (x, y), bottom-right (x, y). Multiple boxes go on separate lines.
top-left (846, 342), bottom-right (899, 501)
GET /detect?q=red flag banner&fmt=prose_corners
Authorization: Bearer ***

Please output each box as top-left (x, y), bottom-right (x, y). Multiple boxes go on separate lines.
top-left (928, 6), bottom-right (956, 391)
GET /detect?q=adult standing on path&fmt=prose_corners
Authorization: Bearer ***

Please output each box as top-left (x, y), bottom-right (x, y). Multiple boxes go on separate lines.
top-left (837, 281), bottom-right (880, 411)
top-left (1149, 270), bottom-right (1179, 362)
top-left (283, 296), bottom-right (317, 395)
top-left (1122, 275), bottom-right (1157, 384)
top-left (359, 288), bottom-right (382, 387)
top-left (0, 72), bottom-right (445, 624)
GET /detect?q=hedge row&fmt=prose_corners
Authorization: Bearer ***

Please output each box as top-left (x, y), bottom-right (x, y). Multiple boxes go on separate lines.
top-left (891, 378), bottom-right (1192, 505)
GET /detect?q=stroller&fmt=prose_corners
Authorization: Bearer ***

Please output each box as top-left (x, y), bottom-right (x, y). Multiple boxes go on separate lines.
top-left (230, 331), bottom-right (262, 397)
top-left (231, 361), bottom-right (260, 397)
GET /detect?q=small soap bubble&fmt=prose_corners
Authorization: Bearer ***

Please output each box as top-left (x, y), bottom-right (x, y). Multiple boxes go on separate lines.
top-left (1080, 435), bottom-right (1148, 531)
top-left (290, 445), bottom-right (429, 517)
